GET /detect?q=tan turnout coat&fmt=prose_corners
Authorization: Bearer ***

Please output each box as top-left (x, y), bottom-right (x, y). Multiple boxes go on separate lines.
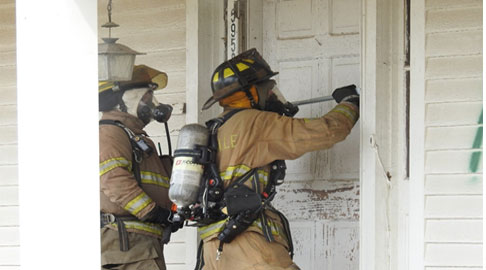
top-left (199, 102), bottom-right (359, 270)
top-left (99, 110), bottom-right (172, 238)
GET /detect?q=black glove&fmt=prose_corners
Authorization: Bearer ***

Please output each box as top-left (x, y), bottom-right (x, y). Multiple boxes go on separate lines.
top-left (160, 212), bottom-right (184, 245)
top-left (170, 214), bottom-right (185, 233)
top-left (332, 84), bottom-right (359, 108)
top-left (142, 206), bottom-right (172, 226)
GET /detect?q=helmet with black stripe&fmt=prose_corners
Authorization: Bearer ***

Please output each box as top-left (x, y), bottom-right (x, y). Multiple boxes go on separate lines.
top-left (202, 48), bottom-right (278, 110)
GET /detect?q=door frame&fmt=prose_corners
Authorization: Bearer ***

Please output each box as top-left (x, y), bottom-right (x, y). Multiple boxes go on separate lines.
top-left (361, 0), bottom-right (418, 269)
top-left (360, 0), bottom-right (378, 268)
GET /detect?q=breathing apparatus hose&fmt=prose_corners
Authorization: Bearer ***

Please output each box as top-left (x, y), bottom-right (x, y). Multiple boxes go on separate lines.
top-left (164, 121), bottom-right (172, 156)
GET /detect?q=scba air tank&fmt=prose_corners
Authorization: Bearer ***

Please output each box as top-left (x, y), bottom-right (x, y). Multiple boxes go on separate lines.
top-left (169, 124), bottom-right (209, 208)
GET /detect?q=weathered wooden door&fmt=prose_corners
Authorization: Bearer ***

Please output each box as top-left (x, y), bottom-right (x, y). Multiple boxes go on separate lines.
top-left (262, 0), bottom-right (361, 268)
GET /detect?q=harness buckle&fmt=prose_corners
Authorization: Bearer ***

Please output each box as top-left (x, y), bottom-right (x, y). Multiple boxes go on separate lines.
top-left (216, 249), bottom-right (222, 261)
top-left (100, 213), bottom-right (116, 226)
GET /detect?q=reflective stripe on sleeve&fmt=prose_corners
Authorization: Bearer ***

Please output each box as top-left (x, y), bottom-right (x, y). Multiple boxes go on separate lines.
top-left (140, 171), bottom-right (170, 188)
top-left (330, 104), bottom-right (358, 123)
top-left (123, 192), bottom-right (153, 215)
top-left (100, 157), bottom-right (132, 176)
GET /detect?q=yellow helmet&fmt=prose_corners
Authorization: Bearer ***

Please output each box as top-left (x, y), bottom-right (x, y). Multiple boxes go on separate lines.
top-left (202, 48), bottom-right (278, 110)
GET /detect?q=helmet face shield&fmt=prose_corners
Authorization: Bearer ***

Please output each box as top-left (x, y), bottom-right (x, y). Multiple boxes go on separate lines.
top-left (269, 86), bottom-right (288, 104)
top-left (263, 86), bottom-right (299, 117)
top-left (123, 88), bottom-right (149, 116)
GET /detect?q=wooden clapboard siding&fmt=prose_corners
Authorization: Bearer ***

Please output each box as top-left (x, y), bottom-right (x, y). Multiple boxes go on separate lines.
top-left (97, 1), bottom-right (188, 268)
top-left (0, 206), bottom-right (19, 266)
top-left (425, 151), bottom-right (483, 174)
top-left (426, 126), bottom-right (482, 150)
top-left (425, 78), bottom-right (482, 103)
top-left (425, 195), bottom-right (482, 218)
top-left (425, 0), bottom-right (482, 8)
top-left (425, 175), bottom-right (483, 195)
top-left (426, 30), bottom-right (482, 57)
top-left (423, 1), bottom-right (483, 268)
top-left (425, 219), bottom-right (482, 243)
top-left (425, 243), bottom-right (482, 267)
top-left (0, 267), bottom-right (20, 270)
top-left (425, 268), bottom-right (482, 270)
top-left (0, 187), bottom-right (18, 206)
top-left (0, 227), bottom-right (19, 246)
top-left (0, 166), bottom-right (18, 186)
top-left (0, 226), bottom-right (19, 270)
top-left (0, 105), bottom-right (16, 126)
top-left (0, 247), bottom-right (19, 266)
top-left (426, 55), bottom-right (482, 79)
top-left (0, 86), bottom-right (16, 105)
top-left (0, 207), bottom-right (18, 227)
top-left (0, 1), bottom-right (18, 269)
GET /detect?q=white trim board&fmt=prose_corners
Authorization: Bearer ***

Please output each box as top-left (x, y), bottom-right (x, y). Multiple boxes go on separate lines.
top-left (409, 0), bottom-right (426, 269)
top-left (360, 0), bottom-right (377, 269)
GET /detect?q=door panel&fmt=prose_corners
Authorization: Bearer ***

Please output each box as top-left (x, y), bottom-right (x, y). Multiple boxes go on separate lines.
top-left (276, 0), bottom-right (317, 39)
top-left (329, 57), bottom-right (360, 179)
top-left (323, 221), bottom-right (360, 269)
top-left (330, 0), bottom-right (360, 35)
top-left (278, 60), bottom-right (319, 180)
top-left (288, 221), bottom-right (360, 270)
top-left (291, 221), bottom-right (316, 269)
top-left (263, 0), bottom-right (360, 268)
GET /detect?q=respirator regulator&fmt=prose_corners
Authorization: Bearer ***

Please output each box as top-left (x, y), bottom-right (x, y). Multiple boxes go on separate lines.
top-left (137, 92), bottom-right (173, 124)
top-left (264, 87), bottom-right (299, 117)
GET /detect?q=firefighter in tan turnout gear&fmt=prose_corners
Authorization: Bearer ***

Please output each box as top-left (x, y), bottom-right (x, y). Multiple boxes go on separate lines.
top-left (172, 49), bottom-right (359, 270)
top-left (99, 65), bottom-right (182, 270)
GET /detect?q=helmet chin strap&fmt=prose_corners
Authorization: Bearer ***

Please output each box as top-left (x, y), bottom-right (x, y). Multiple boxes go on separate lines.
top-left (244, 87), bottom-right (258, 109)
top-left (226, 61), bottom-right (259, 109)
top-left (255, 80), bottom-right (276, 109)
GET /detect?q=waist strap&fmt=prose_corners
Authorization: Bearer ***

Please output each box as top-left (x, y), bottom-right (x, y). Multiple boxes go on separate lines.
top-left (101, 212), bottom-right (139, 252)
top-left (198, 215), bottom-right (283, 240)
top-left (101, 213), bottom-right (138, 227)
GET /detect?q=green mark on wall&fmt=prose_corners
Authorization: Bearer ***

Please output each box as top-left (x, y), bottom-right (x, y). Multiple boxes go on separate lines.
top-left (469, 110), bottom-right (483, 173)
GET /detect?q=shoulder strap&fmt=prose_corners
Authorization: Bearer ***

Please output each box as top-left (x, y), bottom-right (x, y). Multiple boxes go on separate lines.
top-left (205, 108), bottom-right (246, 132)
top-left (99, 120), bottom-right (142, 186)
top-left (205, 108), bottom-right (246, 158)
top-left (99, 119), bottom-right (122, 127)
top-left (204, 108), bottom-right (247, 183)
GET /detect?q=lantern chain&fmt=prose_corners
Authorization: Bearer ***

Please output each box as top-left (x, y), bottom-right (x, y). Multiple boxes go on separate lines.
top-left (107, 0), bottom-right (113, 37)
top-left (107, 0), bottom-right (113, 23)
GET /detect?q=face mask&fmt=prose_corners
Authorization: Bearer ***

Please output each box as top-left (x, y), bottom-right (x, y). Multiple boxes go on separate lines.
top-left (264, 87), bottom-right (299, 117)
top-left (137, 91), bottom-right (173, 124)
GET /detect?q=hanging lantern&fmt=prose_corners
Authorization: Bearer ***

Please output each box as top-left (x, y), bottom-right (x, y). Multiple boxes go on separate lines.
top-left (98, 37), bottom-right (142, 81)
top-left (98, 0), bottom-right (143, 81)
